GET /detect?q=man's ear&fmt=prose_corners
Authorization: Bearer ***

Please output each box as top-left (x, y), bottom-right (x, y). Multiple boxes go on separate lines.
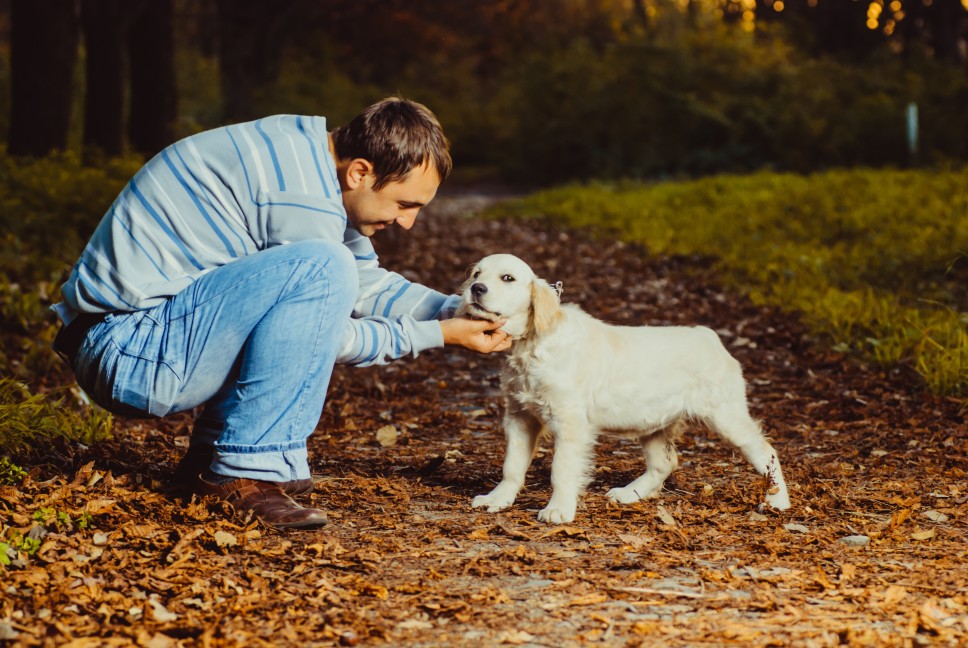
top-left (345, 158), bottom-right (374, 189)
top-left (529, 279), bottom-right (562, 335)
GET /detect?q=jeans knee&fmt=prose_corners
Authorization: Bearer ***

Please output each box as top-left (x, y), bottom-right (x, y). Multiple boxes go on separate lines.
top-left (282, 240), bottom-right (357, 303)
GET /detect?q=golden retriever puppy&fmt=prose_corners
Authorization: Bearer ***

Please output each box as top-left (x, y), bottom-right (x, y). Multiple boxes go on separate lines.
top-left (458, 253), bottom-right (791, 524)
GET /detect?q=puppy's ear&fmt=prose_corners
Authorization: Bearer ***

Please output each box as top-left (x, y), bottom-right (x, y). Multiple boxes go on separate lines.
top-left (529, 279), bottom-right (562, 335)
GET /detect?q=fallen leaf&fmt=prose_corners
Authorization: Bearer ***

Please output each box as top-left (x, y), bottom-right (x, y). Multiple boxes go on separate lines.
top-left (656, 505), bottom-right (677, 527)
top-left (498, 630), bottom-right (536, 644)
top-left (783, 523), bottom-right (809, 533)
top-left (539, 525), bottom-right (586, 539)
top-left (838, 535), bottom-right (870, 547)
top-left (569, 592), bottom-right (608, 606)
top-left (617, 533), bottom-right (650, 549)
top-left (376, 425), bottom-right (398, 447)
top-left (213, 531), bottom-right (237, 547)
top-left (147, 598), bottom-right (178, 623)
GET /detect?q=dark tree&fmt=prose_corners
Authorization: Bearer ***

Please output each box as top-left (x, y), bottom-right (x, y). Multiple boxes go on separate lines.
top-left (80, 0), bottom-right (138, 157)
top-left (925, 0), bottom-right (967, 64)
top-left (216, 0), bottom-right (307, 122)
top-left (128, 0), bottom-right (178, 155)
top-left (8, 0), bottom-right (79, 156)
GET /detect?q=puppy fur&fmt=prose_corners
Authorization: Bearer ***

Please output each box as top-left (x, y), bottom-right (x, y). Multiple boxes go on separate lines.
top-left (458, 253), bottom-right (791, 524)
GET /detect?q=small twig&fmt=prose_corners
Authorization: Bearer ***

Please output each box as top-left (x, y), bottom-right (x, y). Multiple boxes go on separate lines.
top-left (608, 586), bottom-right (707, 599)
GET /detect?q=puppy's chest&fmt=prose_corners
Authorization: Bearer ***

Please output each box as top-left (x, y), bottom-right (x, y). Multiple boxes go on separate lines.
top-left (502, 355), bottom-right (557, 419)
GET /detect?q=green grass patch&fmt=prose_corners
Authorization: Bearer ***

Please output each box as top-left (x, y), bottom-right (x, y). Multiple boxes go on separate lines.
top-left (0, 149), bottom-right (132, 465)
top-left (0, 378), bottom-right (113, 464)
top-left (492, 168), bottom-right (968, 397)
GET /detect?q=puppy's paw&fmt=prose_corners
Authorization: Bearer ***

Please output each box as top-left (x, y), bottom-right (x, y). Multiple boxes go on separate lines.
top-left (606, 486), bottom-right (644, 504)
top-left (537, 505), bottom-right (576, 524)
top-left (472, 493), bottom-right (514, 513)
top-left (764, 489), bottom-right (791, 511)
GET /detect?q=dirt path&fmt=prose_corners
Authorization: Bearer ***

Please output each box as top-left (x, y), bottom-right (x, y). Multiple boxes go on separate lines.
top-left (2, 196), bottom-right (966, 647)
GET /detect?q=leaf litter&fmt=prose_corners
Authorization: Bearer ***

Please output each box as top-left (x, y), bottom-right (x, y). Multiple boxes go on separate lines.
top-left (1, 192), bottom-right (966, 646)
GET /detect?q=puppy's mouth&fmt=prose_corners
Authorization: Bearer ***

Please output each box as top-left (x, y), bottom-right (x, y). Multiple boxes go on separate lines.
top-left (464, 301), bottom-right (502, 322)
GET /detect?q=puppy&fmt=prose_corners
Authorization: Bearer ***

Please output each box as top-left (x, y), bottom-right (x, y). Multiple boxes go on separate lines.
top-left (458, 253), bottom-right (791, 524)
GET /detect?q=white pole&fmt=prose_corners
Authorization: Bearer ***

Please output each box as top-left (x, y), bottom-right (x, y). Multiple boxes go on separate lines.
top-left (906, 102), bottom-right (919, 162)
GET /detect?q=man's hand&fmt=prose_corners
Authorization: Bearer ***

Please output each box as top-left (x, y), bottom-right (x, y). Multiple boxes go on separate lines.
top-left (440, 317), bottom-right (512, 353)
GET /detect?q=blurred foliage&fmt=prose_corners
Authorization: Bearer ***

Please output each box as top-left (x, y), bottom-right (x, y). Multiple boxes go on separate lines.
top-left (0, 378), bottom-right (113, 465)
top-left (494, 26), bottom-right (968, 184)
top-left (0, 147), bottom-right (141, 286)
top-left (0, 149), bottom-right (126, 459)
top-left (5, 0), bottom-right (964, 182)
top-left (493, 168), bottom-right (968, 396)
top-left (194, 4), bottom-right (967, 185)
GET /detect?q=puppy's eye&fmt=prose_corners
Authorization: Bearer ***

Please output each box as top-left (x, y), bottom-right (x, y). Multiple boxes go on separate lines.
top-left (501, 274), bottom-right (515, 283)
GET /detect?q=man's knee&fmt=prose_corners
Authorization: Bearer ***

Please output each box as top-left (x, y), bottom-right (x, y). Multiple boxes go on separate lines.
top-left (284, 240), bottom-right (355, 275)
top-left (281, 240), bottom-right (358, 308)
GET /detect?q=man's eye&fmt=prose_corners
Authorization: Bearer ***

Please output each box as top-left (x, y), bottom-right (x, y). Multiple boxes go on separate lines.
top-left (501, 274), bottom-right (515, 282)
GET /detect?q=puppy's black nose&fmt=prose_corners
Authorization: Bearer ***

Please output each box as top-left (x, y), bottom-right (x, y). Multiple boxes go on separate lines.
top-left (471, 282), bottom-right (488, 298)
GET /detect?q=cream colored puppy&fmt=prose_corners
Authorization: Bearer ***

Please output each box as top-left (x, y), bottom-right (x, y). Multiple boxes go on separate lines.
top-left (459, 253), bottom-right (791, 524)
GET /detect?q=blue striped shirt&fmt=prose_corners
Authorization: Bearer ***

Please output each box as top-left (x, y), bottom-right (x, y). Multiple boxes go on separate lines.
top-left (54, 115), bottom-right (458, 367)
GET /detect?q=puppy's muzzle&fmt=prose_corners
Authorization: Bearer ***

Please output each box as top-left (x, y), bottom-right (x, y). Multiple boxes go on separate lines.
top-left (471, 283), bottom-right (488, 299)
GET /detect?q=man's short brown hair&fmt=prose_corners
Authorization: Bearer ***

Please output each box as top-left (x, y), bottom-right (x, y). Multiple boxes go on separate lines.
top-left (331, 97), bottom-right (452, 190)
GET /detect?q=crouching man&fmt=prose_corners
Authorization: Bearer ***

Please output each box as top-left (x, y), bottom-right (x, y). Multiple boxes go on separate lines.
top-left (52, 98), bottom-right (510, 528)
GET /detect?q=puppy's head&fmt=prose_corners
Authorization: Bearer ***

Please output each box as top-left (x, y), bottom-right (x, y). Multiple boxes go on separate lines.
top-left (457, 254), bottom-right (561, 339)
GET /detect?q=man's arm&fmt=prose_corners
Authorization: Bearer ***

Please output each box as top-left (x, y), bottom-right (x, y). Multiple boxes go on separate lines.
top-left (337, 314), bottom-right (509, 367)
top-left (336, 231), bottom-right (510, 366)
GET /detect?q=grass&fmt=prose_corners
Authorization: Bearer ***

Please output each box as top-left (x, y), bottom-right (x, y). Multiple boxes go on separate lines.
top-left (490, 168), bottom-right (968, 398)
top-left (0, 378), bottom-right (113, 472)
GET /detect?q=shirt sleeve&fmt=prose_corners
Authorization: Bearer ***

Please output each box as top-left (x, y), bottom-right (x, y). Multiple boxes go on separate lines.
top-left (343, 228), bottom-right (458, 319)
top-left (336, 315), bottom-right (444, 366)
top-left (336, 228), bottom-right (462, 366)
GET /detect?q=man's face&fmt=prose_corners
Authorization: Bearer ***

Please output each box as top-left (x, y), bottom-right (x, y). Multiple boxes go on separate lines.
top-left (343, 162), bottom-right (441, 237)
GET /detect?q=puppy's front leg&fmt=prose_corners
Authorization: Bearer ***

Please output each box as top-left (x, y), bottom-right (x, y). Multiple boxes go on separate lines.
top-left (539, 416), bottom-right (595, 524)
top-left (472, 411), bottom-right (541, 513)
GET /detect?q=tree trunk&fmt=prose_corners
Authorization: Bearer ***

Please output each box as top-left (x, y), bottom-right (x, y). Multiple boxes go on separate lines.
top-left (128, 0), bottom-right (178, 156)
top-left (80, 0), bottom-right (132, 158)
top-left (8, 0), bottom-right (80, 156)
top-left (927, 0), bottom-right (965, 65)
top-left (216, 0), bottom-right (302, 122)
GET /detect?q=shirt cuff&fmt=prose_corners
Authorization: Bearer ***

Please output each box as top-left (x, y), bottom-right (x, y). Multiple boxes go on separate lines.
top-left (411, 318), bottom-right (445, 354)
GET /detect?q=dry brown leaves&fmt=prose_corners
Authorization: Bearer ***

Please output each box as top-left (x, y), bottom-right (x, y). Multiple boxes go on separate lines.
top-left (2, 193), bottom-right (966, 647)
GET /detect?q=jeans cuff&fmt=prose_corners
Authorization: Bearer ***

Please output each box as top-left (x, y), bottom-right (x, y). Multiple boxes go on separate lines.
top-left (211, 444), bottom-right (310, 482)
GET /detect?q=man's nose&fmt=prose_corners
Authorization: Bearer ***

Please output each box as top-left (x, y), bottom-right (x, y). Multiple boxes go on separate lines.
top-left (471, 282), bottom-right (488, 298)
top-left (395, 212), bottom-right (418, 230)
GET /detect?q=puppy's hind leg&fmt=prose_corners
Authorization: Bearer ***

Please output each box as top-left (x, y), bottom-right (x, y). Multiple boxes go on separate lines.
top-left (472, 411), bottom-right (542, 513)
top-left (709, 404), bottom-right (791, 510)
top-left (607, 421), bottom-right (682, 504)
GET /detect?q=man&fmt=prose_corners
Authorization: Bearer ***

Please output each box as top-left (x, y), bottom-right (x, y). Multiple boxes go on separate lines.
top-left (52, 98), bottom-right (511, 528)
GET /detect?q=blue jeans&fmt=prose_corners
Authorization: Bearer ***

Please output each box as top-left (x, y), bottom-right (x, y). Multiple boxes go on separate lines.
top-left (73, 240), bottom-right (357, 482)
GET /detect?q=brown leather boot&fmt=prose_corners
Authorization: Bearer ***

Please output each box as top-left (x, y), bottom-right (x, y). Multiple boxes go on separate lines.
top-left (172, 445), bottom-right (315, 496)
top-left (197, 475), bottom-right (329, 529)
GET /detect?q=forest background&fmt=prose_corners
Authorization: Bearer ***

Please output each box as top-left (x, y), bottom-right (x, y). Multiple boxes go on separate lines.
top-left (3, 0), bottom-right (968, 177)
